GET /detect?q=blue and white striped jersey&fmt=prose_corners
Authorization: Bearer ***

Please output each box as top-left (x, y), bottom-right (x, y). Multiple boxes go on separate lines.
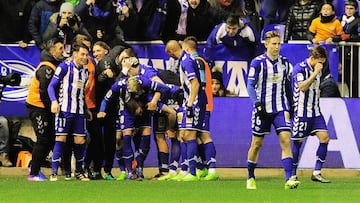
top-left (247, 53), bottom-right (293, 113)
top-left (138, 64), bottom-right (161, 80)
top-left (292, 60), bottom-right (321, 118)
top-left (99, 75), bottom-right (171, 113)
top-left (48, 60), bottom-right (88, 114)
top-left (179, 52), bottom-right (207, 107)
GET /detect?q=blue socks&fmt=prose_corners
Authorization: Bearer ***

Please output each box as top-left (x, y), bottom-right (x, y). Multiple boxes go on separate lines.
top-left (315, 143), bottom-right (328, 171)
top-left (169, 138), bottom-right (180, 171)
top-left (292, 141), bottom-right (302, 176)
top-left (52, 141), bottom-right (65, 175)
top-left (282, 157), bottom-right (293, 181)
top-left (187, 140), bottom-right (198, 176)
top-left (247, 161), bottom-right (257, 179)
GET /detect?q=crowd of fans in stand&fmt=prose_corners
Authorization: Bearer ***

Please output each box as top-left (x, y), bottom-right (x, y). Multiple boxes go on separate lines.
top-left (1, 1), bottom-right (359, 96)
top-left (0, 0), bottom-right (358, 45)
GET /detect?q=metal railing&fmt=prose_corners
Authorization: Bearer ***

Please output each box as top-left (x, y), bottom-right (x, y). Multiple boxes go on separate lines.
top-left (338, 42), bottom-right (360, 98)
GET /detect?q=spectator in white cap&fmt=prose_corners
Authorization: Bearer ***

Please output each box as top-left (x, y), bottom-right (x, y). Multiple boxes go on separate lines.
top-left (43, 1), bottom-right (91, 56)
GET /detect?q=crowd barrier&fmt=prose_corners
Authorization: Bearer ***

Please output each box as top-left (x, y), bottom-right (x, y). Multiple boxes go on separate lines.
top-left (0, 41), bottom-right (340, 116)
top-left (338, 42), bottom-right (360, 97)
top-left (143, 97), bottom-right (360, 168)
top-left (1, 42), bottom-right (358, 168)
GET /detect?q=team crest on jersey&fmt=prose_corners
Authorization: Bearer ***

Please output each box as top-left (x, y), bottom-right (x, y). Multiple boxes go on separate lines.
top-left (54, 67), bottom-right (62, 75)
top-left (248, 67), bottom-right (255, 77)
top-left (296, 73), bottom-right (304, 82)
top-left (106, 90), bottom-right (113, 98)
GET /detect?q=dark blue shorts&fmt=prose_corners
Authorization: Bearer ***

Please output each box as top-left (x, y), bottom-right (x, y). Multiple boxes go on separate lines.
top-left (291, 115), bottom-right (328, 141)
top-left (55, 112), bottom-right (86, 136)
top-left (251, 110), bottom-right (291, 136)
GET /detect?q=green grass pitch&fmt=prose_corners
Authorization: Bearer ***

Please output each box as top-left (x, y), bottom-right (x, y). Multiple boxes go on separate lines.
top-left (1, 176), bottom-right (359, 203)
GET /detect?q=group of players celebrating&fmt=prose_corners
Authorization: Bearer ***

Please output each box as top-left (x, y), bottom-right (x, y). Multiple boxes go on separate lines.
top-left (26, 31), bottom-right (331, 189)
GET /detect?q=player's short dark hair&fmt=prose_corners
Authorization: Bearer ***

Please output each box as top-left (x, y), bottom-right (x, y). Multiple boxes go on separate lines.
top-left (72, 43), bottom-right (89, 53)
top-left (124, 98), bottom-right (144, 115)
top-left (45, 38), bottom-right (63, 52)
top-left (183, 36), bottom-right (198, 50)
top-left (122, 48), bottom-right (138, 58)
top-left (72, 34), bottom-right (91, 51)
top-left (310, 45), bottom-right (328, 59)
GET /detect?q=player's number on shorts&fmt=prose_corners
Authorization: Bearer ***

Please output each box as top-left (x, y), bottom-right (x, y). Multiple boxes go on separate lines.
top-left (299, 122), bottom-right (308, 131)
top-left (256, 117), bottom-right (261, 125)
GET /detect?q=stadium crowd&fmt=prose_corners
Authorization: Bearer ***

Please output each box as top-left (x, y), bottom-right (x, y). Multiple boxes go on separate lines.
top-left (0, 0), bottom-right (359, 190)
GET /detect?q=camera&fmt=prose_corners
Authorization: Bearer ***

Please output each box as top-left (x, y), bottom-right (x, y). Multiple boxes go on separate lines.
top-left (67, 15), bottom-right (77, 27)
top-left (0, 73), bottom-right (21, 103)
top-left (0, 73), bottom-right (21, 86)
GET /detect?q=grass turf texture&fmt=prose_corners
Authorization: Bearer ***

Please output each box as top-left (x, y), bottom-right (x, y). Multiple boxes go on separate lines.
top-left (1, 176), bottom-right (359, 203)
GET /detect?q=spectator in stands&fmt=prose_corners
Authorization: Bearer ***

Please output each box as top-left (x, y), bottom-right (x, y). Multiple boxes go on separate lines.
top-left (28, 0), bottom-right (63, 49)
top-left (26, 38), bottom-right (65, 181)
top-left (208, 0), bottom-right (245, 16)
top-left (75, 0), bottom-right (124, 47)
top-left (244, 0), bottom-right (264, 33)
top-left (333, 0), bottom-right (359, 97)
top-left (0, 116), bottom-right (12, 167)
top-left (308, 2), bottom-right (343, 44)
top-left (262, 0), bottom-right (295, 26)
top-left (203, 14), bottom-right (260, 68)
top-left (43, 2), bottom-right (91, 57)
top-left (162, 0), bottom-right (228, 42)
top-left (116, 0), bottom-right (167, 40)
top-left (307, 2), bottom-right (342, 97)
top-left (285, 0), bottom-right (322, 42)
top-left (0, 0), bottom-right (37, 48)
top-left (335, 0), bottom-right (360, 41)
top-left (211, 70), bottom-right (237, 97)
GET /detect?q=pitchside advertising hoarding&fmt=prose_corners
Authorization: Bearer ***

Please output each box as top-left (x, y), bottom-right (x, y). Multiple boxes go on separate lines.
top-left (0, 43), bottom-right (358, 168)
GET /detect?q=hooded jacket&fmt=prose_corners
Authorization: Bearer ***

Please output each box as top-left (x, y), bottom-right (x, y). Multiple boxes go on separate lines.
top-left (26, 49), bottom-right (63, 110)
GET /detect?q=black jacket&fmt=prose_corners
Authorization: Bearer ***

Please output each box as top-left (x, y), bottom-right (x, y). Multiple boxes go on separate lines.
top-left (42, 12), bottom-right (92, 45)
top-left (36, 49), bottom-right (63, 110)
top-left (0, 0), bottom-right (36, 43)
top-left (75, 0), bottom-right (123, 47)
top-left (28, 0), bottom-right (63, 47)
top-left (162, 0), bottom-right (228, 42)
top-left (95, 45), bottom-right (128, 109)
top-left (284, 0), bottom-right (321, 41)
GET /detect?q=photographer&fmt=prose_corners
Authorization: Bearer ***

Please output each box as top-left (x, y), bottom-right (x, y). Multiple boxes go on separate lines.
top-left (43, 2), bottom-right (91, 57)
